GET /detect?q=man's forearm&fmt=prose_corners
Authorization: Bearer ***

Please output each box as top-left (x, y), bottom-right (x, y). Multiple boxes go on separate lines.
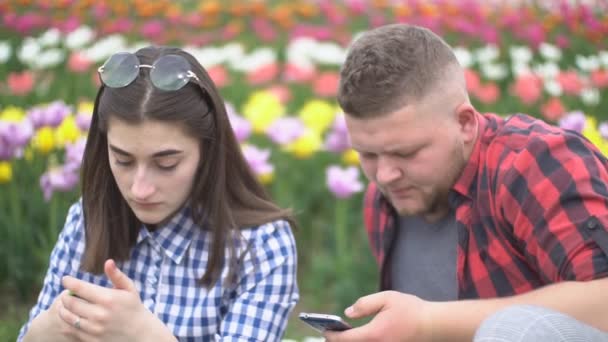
top-left (427, 277), bottom-right (608, 341)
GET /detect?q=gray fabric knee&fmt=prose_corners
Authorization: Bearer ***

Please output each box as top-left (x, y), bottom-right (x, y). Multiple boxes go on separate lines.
top-left (473, 304), bottom-right (608, 342)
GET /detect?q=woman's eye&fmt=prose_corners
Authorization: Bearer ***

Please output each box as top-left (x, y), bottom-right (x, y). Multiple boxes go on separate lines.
top-left (114, 159), bottom-right (133, 167)
top-left (157, 163), bottom-right (178, 171)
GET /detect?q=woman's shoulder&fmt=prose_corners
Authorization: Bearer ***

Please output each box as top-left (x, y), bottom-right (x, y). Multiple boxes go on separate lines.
top-left (240, 219), bottom-right (294, 247)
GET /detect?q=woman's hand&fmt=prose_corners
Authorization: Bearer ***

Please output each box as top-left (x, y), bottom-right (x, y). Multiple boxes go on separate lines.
top-left (58, 259), bottom-right (173, 342)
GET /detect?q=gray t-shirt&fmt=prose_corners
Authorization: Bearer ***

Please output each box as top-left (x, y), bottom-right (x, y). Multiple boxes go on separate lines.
top-left (390, 211), bottom-right (458, 301)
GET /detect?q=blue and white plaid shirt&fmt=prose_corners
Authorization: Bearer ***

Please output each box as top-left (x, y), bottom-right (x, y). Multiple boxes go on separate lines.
top-left (18, 201), bottom-right (299, 341)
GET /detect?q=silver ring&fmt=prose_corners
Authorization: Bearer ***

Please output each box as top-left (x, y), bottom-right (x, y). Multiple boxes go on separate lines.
top-left (74, 316), bottom-right (81, 330)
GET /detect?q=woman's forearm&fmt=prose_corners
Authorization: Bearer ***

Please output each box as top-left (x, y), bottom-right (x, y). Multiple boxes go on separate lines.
top-left (428, 278), bottom-right (608, 341)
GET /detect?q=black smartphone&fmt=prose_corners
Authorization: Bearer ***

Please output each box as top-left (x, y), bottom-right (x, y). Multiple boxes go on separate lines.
top-left (299, 312), bottom-right (352, 333)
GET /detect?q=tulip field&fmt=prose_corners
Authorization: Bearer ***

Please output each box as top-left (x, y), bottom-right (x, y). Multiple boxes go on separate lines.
top-left (1, 0), bottom-right (608, 340)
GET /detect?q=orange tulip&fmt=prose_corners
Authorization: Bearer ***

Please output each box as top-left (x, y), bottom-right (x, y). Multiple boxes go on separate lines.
top-left (294, 2), bottom-right (318, 18)
top-left (198, 1), bottom-right (221, 17)
top-left (393, 4), bottom-right (411, 18)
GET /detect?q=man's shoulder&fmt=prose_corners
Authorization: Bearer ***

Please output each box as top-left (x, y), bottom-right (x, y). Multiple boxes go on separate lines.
top-left (483, 113), bottom-right (571, 154)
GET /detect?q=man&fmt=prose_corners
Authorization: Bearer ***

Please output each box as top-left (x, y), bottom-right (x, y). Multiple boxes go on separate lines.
top-left (325, 24), bottom-right (608, 341)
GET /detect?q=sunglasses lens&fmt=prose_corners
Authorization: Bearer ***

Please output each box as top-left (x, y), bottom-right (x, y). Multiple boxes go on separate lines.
top-left (150, 55), bottom-right (192, 91)
top-left (100, 52), bottom-right (139, 88)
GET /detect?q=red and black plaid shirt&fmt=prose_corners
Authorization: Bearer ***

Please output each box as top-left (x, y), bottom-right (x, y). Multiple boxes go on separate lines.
top-left (364, 113), bottom-right (608, 298)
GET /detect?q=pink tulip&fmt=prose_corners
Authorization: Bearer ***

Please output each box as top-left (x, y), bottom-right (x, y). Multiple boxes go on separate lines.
top-left (226, 103), bottom-right (251, 143)
top-left (474, 83), bottom-right (500, 104)
top-left (207, 66), bottom-right (229, 88)
top-left (252, 18), bottom-right (277, 42)
top-left (266, 117), bottom-right (305, 145)
top-left (464, 69), bottom-right (481, 94)
top-left (591, 70), bottom-right (608, 89)
top-left (283, 63), bottom-right (316, 83)
top-left (246, 63), bottom-right (279, 85)
top-left (324, 115), bottom-right (351, 153)
top-left (68, 52), bottom-right (92, 73)
top-left (313, 72), bottom-right (340, 97)
top-left (267, 85), bottom-right (292, 103)
top-left (511, 73), bottom-right (543, 105)
top-left (40, 164), bottom-right (80, 201)
top-left (557, 71), bottom-right (585, 96)
top-left (140, 20), bottom-right (165, 40)
top-left (7, 71), bottom-right (35, 96)
top-left (541, 98), bottom-right (566, 122)
top-left (241, 145), bottom-right (274, 177)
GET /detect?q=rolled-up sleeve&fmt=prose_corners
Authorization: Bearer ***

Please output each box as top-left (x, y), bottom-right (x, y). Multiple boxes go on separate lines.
top-left (17, 201), bottom-right (84, 341)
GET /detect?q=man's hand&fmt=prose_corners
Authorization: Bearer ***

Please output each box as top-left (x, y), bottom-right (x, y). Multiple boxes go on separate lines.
top-left (324, 291), bottom-right (433, 342)
top-left (58, 259), bottom-right (167, 341)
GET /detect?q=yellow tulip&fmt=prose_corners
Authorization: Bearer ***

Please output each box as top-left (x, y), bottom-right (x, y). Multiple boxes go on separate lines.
top-left (32, 127), bottom-right (56, 154)
top-left (0, 106), bottom-right (26, 122)
top-left (298, 100), bottom-right (337, 135)
top-left (583, 116), bottom-right (608, 156)
top-left (55, 115), bottom-right (81, 147)
top-left (78, 101), bottom-right (94, 115)
top-left (0, 161), bottom-right (12, 183)
top-left (258, 172), bottom-right (274, 185)
top-left (242, 91), bottom-right (285, 134)
top-left (342, 148), bottom-right (360, 166)
top-left (285, 129), bottom-right (322, 159)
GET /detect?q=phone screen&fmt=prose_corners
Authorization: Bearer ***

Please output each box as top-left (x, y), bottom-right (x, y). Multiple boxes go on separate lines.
top-left (299, 312), bottom-right (352, 332)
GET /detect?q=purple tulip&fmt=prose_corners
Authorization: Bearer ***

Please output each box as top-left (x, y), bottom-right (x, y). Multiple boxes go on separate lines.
top-left (76, 111), bottom-right (92, 131)
top-left (266, 117), bottom-right (305, 145)
top-left (558, 111), bottom-right (586, 133)
top-left (65, 137), bottom-right (87, 168)
top-left (326, 165), bottom-right (363, 199)
top-left (241, 144), bottom-right (274, 176)
top-left (324, 114), bottom-right (351, 153)
top-left (599, 122), bottom-right (608, 140)
top-left (28, 101), bottom-right (71, 128)
top-left (226, 102), bottom-right (251, 143)
top-left (0, 118), bottom-right (34, 148)
top-left (40, 165), bottom-right (80, 201)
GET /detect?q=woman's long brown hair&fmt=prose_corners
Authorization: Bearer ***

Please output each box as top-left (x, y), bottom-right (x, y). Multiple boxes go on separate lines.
top-left (80, 46), bottom-right (294, 287)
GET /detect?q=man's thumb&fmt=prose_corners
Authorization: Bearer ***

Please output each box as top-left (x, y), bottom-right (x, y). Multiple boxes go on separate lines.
top-left (344, 291), bottom-right (392, 319)
top-left (104, 259), bottom-right (136, 292)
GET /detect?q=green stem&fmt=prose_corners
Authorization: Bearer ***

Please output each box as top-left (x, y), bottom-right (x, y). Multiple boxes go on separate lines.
top-left (9, 177), bottom-right (22, 228)
top-left (48, 194), bottom-right (58, 249)
top-left (334, 199), bottom-right (348, 274)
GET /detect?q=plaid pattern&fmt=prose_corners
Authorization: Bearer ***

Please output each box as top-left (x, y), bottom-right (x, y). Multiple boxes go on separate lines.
top-left (364, 113), bottom-right (608, 298)
top-left (18, 201), bottom-right (299, 341)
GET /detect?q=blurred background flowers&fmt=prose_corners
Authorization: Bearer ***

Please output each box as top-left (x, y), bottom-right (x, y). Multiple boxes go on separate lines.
top-left (1, 0), bottom-right (607, 339)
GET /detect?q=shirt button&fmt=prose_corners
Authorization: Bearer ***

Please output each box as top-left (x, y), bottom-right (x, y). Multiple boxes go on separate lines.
top-left (587, 218), bottom-right (599, 230)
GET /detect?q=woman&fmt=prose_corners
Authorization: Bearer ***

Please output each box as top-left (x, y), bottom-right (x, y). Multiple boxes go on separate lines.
top-left (19, 46), bottom-right (299, 341)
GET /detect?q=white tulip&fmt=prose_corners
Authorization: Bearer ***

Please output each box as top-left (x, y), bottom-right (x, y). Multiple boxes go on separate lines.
top-left (539, 42), bottom-right (562, 61)
top-left (580, 88), bottom-right (600, 106)
top-left (533, 62), bottom-right (560, 80)
top-left (481, 63), bottom-right (508, 80)
top-left (310, 42), bottom-right (346, 65)
top-left (17, 37), bottom-right (41, 65)
top-left (38, 28), bottom-right (61, 47)
top-left (575, 54), bottom-right (600, 72)
top-left (544, 79), bottom-right (563, 97)
top-left (475, 44), bottom-right (500, 63)
top-left (509, 45), bottom-right (532, 64)
top-left (511, 62), bottom-right (532, 77)
top-left (82, 34), bottom-right (128, 63)
top-left (65, 26), bottom-right (95, 50)
top-left (453, 46), bottom-right (474, 68)
top-left (31, 48), bottom-right (65, 70)
top-left (0, 41), bottom-right (11, 63)
top-left (231, 47), bottom-right (276, 72)
top-left (599, 50), bottom-right (608, 68)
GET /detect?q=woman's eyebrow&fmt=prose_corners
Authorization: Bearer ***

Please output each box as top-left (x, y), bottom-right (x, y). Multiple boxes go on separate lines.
top-left (109, 144), bottom-right (183, 157)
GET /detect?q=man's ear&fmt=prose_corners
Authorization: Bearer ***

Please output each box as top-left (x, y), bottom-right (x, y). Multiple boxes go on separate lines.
top-left (455, 102), bottom-right (478, 144)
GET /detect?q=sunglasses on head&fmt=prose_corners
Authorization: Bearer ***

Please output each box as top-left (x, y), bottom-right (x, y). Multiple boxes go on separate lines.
top-left (97, 52), bottom-right (201, 91)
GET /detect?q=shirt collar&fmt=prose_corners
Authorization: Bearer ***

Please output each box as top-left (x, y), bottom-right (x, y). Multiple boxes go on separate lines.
top-left (136, 206), bottom-right (196, 264)
top-left (450, 112), bottom-right (488, 202)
